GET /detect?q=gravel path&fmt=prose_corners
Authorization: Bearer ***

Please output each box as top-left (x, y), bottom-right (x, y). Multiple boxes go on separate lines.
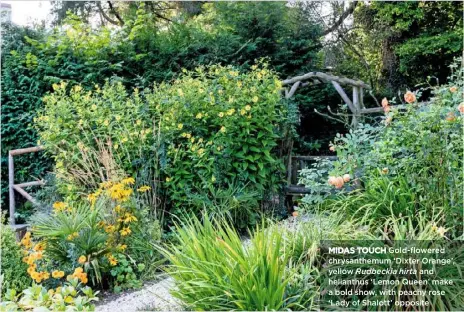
top-left (95, 277), bottom-right (181, 312)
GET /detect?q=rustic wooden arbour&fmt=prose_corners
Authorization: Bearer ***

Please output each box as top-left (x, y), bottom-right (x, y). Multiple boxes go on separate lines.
top-left (282, 71), bottom-right (372, 128)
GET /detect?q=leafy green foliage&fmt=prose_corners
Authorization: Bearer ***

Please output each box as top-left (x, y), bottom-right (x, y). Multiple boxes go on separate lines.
top-left (148, 64), bottom-right (286, 216)
top-left (109, 254), bottom-right (145, 294)
top-left (35, 82), bottom-right (158, 198)
top-left (0, 24), bottom-right (52, 215)
top-left (0, 215), bottom-right (32, 296)
top-left (352, 2), bottom-right (463, 91)
top-left (1, 280), bottom-right (99, 312)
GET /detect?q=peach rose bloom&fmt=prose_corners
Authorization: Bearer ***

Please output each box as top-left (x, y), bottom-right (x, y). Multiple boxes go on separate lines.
top-left (458, 103), bottom-right (464, 114)
top-left (381, 98), bottom-right (389, 108)
top-left (342, 174), bottom-right (350, 182)
top-left (404, 91), bottom-right (416, 104)
top-left (292, 211), bottom-right (299, 217)
top-left (329, 145), bottom-right (336, 152)
top-left (450, 86), bottom-right (458, 93)
top-left (334, 177), bottom-right (344, 189)
top-left (328, 176), bottom-right (337, 186)
top-left (383, 105), bottom-right (391, 113)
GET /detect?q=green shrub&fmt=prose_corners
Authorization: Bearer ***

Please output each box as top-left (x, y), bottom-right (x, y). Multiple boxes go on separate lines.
top-left (34, 82), bottom-right (159, 200)
top-left (160, 217), bottom-right (296, 311)
top-left (0, 216), bottom-right (31, 297)
top-left (147, 64), bottom-right (286, 215)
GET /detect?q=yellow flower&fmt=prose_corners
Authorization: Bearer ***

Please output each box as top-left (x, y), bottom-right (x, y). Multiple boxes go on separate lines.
top-left (228, 97), bottom-right (234, 103)
top-left (196, 113), bottom-right (203, 119)
top-left (220, 126), bottom-right (226, 133)
top-left (190, 137), bottom-right (195, 143)
top-left (245, 105), bottom-right (251, 111)
top-left (186, 133), bottom-right (192, 139)
top-left (42, 272), bottom-right (50, 280)
top-left (67, 232), bottom-right (79, 240)
top-left (113, 143), bottom-right (119, 150)
top-left (78, 255), bottom-right (87, 264)
top-left (120, 227), bottom-right (131, 236)
top-left (178, 123), bottom-right (184, 130)
top-left (117, 244), bottom-right (127, 251)
top-left (108, 255), bottom-right (118, 266)
top-left (33, 242), bottom-right (46, 252)
top-left (227, 109), bottom-right (235, 116)
top-left (121, 177), bottom-right (135, 185)
top-left (240, 109), bottom-right (246, 115)
top-left (87, 193), bottom-right (98, 205)
top-left (53, 202), bottom-right (67, 212)
top-left (123, 213), bottom-right (138, 223)
top-left (105, 225), bottom-right (116, 233)
top-left (237, 81), bottom-right (242, 88)
top-left (177, 89), bottom-right (184, 96)
top-left (52, 270), bottom-right (65, 278)
top-left (218, 112), bottom-right (224, 118)
top-left (137, 186), bottom-right (151, 192)
top-left (431, 222), bottom-right (438, 231)
top-left (136, 119), bottom-right (142, 125)
top-left (103, 119), bottom-right (109, 126)
top-left (252, 96), bottom-right (259, 103)
top-left (116, 115), bottom-right (121, 121)
top-left (211, 176), bottom-right (216, 183)
top-left (166, 177), bottom-right (172, 182)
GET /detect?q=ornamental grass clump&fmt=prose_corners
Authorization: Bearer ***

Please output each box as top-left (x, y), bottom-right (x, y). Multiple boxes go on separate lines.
top-left (159, 217), bottom-right (294, 311)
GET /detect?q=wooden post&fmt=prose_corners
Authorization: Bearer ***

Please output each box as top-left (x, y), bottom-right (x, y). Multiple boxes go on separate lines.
top-left (331, 81), bottom-right (356, 114)
top-left (359, 87), bottom-right (365, 109)
top-left (8, 153), bottom-right (15, 226)
top-left (352, 87), bottom-right (360, 128)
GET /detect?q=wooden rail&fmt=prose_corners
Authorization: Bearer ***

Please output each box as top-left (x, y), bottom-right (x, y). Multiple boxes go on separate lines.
top-left (8, 146), bottom-right (45, 227)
